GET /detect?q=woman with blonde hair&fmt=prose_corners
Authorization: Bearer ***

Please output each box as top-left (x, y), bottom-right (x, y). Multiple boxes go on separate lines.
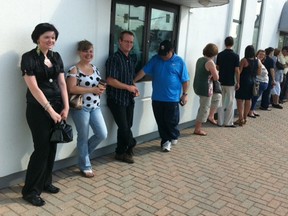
top-left (66, 40), bottom-right (107, 178)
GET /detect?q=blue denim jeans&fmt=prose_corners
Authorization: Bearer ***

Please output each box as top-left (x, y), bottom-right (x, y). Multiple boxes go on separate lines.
top-left (251, 82), bottom-right (268, 111)
top-left (70, 107), bottom-right (107, 171)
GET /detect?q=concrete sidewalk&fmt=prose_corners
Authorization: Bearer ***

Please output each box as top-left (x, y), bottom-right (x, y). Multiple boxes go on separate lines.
top-left (1, 104), bottom-right (288, 216)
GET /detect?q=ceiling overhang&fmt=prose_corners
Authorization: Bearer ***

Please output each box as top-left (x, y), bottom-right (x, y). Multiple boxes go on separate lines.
top-left (163, 0), bottom-right (229, 8)
top-left (279, 1), bottom-right (288, 33)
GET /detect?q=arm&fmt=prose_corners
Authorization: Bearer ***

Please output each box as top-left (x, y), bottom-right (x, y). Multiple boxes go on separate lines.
top-left (270, 68), bottom-right (276, 86)
top-left (180, 81), bottom-right (189, 106)
top-left (257, 60), bottom-right (262, 76)
top-left (57, 73), bottom-right (69, 120)
top-left (106, 76), bottom-right (139, 95)
top-left (134, 69), bottom-right (146, 83)
top-left (235, 67), bottom-right (240, 90)
top-left (23, 75), bottom-right (62, 123)
top-left (205, 60), bottom-right (219, 81)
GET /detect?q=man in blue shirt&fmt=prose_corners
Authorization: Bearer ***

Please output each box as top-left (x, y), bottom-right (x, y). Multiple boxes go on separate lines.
top-left (134, 40), bottom-right (190, 152)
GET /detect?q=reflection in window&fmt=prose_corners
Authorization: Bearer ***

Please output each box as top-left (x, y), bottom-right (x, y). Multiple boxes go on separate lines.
top-left (252, 0), bottom-right (263, 49)
top-left (114, 3), bottom-right (145, 71)
top-left (149, 9), bottom-right (174, 60)
top-left (230, 0), bottom-right (243, 53)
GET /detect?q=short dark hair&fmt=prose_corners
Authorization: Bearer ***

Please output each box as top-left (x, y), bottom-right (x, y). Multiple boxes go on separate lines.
top-left (119, 30), bottom-right (134, 40)
top-left (224, 36), bottom-right (234, 47)
top-left (31, 23), bottom-right (59, 44)
top-left (203, 43), bottom-right (218, 57)
top-left (274, 48), bottom-right (281, 56)
top-left (77, 40), bottom-right (93, 51)
top-left (265, 47), bottom-right (274, 56)
top-left (282, 46), bottom-right (288, 52)
top-left (244, 45), bottom-right (255, 58)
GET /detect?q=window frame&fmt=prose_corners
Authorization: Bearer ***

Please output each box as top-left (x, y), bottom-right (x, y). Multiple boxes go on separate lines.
top-left (109, 0), bottom-right (180, 74)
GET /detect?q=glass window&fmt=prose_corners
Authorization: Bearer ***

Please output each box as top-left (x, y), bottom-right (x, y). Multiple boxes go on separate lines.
top-left (148, 9), bottom-right (175, 60)
top-left (230, 0), bottom-right (243, 53)
top-left (110, 0), bottom-right (179, 75)
top-left (252, 0), bottom-right (263, 49)
top-left (113, 3), bottom-right (145, 71)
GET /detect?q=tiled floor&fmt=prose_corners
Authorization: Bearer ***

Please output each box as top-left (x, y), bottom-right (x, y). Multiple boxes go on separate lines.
top-left (1, 104), bottom-right (288, 215)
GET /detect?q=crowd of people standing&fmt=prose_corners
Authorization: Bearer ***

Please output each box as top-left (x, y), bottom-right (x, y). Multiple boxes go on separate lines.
top-left (193, 37), bottom-right (288, 136)
top-left (20, 22), bottom-right (288, 206)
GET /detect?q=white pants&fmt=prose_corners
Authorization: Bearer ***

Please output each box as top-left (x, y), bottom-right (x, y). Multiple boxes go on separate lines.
top-left (217, 86), bottom-right (235, 126)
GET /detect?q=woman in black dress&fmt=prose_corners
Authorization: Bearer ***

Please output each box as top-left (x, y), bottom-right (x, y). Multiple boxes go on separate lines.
top-left (235, 45), bottom-right (261, 126)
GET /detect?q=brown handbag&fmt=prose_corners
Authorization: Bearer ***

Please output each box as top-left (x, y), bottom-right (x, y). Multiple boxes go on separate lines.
top-left (69, 94), bottom-right (83, 110)
top-left (69, 67), bottom-right (83, 110)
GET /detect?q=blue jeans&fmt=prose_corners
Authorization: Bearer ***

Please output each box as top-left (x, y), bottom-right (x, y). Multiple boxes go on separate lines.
top-left (260, 81), bottom-right (272, 109)
top-left (152, 101), bottom-right (180, 145)
top-left (251, 82), bottom-right (268, 111)
top-left (70, 107), bottom-right (107, 171)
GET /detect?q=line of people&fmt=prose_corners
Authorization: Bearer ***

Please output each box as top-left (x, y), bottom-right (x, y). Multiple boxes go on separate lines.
top-left (193, 36), bottom-right (288, 136)
top-left (20, 24), bottom-right (189, 206)
top-left (20, 22), bottom-right (288, 207)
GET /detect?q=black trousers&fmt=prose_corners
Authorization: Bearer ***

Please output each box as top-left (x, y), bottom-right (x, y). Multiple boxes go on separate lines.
top-left (107, 99), bottom-right (136, 155)
top-left (152, 101), bottom-right (180, 145)
top-left (22, 102), bottom-right (61, 197)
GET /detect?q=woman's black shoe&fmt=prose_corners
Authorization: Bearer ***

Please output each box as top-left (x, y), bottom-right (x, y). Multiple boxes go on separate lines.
top-left (23, 194), bottom-right (45, 206)
top-left (44, 184), bottom-right (60, 193)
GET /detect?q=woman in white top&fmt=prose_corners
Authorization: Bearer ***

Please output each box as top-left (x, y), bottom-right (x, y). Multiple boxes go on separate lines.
top-left (248, 50), bottom-right (269, 117)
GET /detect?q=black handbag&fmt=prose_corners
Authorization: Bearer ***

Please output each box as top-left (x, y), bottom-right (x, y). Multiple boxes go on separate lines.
top-left (213, 80), bottom-right (222, 94)
top-left (50, 120), bottom-right (73, 143)
top-left (276, 60), bottom-right (284, 70)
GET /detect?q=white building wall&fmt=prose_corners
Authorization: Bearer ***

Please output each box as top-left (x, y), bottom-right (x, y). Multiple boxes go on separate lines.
top-left (0, 0), bottom-right (286, 186)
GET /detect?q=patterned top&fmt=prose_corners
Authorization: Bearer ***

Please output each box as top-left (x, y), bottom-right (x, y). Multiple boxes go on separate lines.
top-left (67, 65), bottom-right (102, 109)
top-left (105, 49), bottom-right (137, 106)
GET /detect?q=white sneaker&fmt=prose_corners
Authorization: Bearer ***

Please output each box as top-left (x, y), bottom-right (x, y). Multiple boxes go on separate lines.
top-left (162, 141), bottom-right (171, 152)
top-left (171, 139), bottom-right (178, 145)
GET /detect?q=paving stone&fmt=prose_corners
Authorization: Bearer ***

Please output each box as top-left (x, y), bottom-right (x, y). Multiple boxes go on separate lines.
top-left (2, 104), bottom-right (288, 215)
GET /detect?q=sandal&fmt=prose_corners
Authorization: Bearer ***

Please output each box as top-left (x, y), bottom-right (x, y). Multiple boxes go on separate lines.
top-left (80, 169), bottom-right (95, 178)
top-left (234, 119), bottom-right (244, 126)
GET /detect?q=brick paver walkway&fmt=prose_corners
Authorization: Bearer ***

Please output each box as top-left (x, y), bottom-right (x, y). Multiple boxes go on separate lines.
top-left (1, 104), bottom-right (288, 215)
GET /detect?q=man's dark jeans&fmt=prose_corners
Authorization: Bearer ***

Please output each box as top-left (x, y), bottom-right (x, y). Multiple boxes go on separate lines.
top-left (152, 101), bottom-right (180, 145)
top-left (107, 99), bottom-right (136, 154)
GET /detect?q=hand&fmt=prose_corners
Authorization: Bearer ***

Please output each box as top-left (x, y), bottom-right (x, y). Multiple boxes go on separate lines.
top-left (92, 86), bottom-right (105, 95)
top-left (60, 107), bottom-right (69, 121)
top-left (180, 95), bottom-right (188, 106)
top-left (235, 83), bottom-right (240, 90)
top-left (128, 85), bottom-right (139, 96)
top-left (47, 108), bottom-right (62, 123)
